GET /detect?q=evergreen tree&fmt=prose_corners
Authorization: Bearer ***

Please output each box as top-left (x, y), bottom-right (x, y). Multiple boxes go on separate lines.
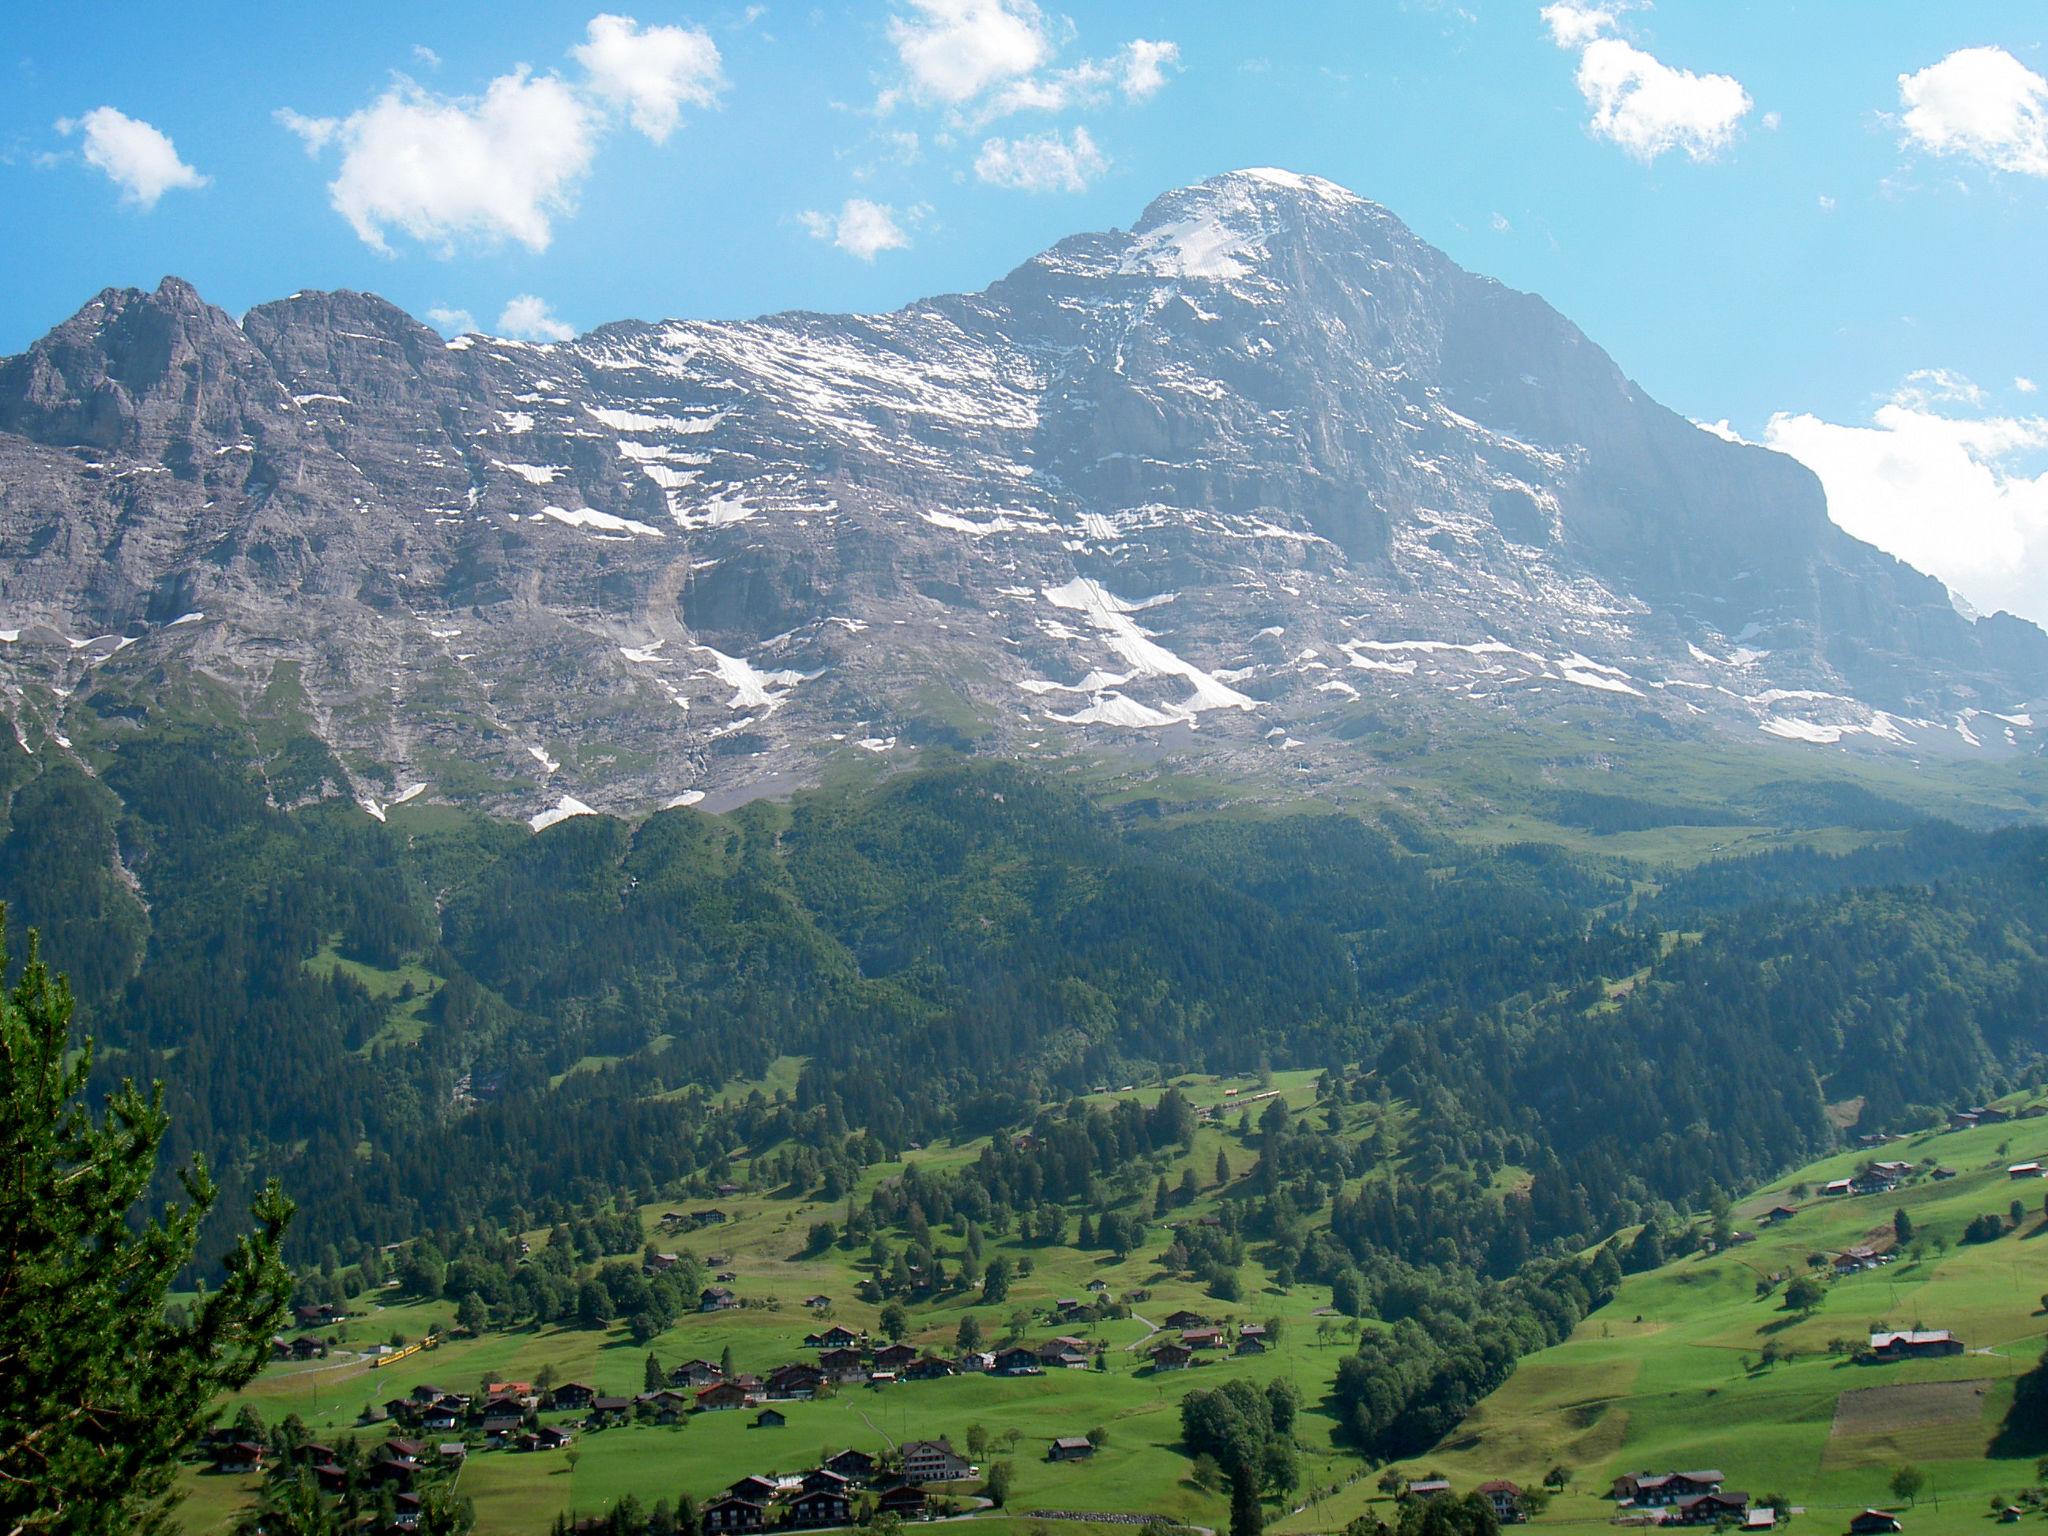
top-left (645, 1352), bottom-right (666, 1393)
top-left (1230, 1470), bottom-right (1263, 1536)
top-left (1216, 1148), bottom-right (1232, 1187)
top-left (0, 917), bottom-right (294, 1535)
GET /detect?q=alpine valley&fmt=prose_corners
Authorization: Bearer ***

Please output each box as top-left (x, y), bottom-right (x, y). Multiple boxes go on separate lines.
top-left (6, 170), bottom-right (2048, 1536)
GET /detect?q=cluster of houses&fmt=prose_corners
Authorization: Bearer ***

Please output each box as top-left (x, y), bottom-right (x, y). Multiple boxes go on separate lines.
top-left (1608, 1470), bottom-right (1771, 1528)
top-left (1949, 1105), bottom-right (2018, 1131)
top-left (375, 1380), bottom-right (586, 1449)
top-left (269, 1301), bottom-right (350, 1362)
top-left (699, 1442), bottom-right (977, 1532)
top-left (1819, 1161), bottom-right (1916, 1200)
top-left (1146, 1313), bottom-right (1272, 1372)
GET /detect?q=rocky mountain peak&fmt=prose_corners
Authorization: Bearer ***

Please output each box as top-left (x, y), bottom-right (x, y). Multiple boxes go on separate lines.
top-left (0, 173), bottom-right (2040, 819)
top-left (0, 274), bottom-right (278, 459)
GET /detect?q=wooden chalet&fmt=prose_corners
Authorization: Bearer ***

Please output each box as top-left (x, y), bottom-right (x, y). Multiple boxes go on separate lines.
top-left (878, 1485), bottom-right (929, 1520)
top-left (787, 1488), bottom-right (851, 1528)
top-left (1048, 1436), bottom-right (1095, 1462)
top-left (1478, 1482), bottom-right (1525, 1523)
top-left (1611, 1472), bottom-right (1725, 1507)
top-left (765, 1363), bottom-right (826, 1399)
top-left (825, 1448), bottom-right (878, 1483)
top-left (1868, 1330), bottom-right (1963, 1361)
top-left (1672, 1493), bottom-right (1750, 1526)
top-left (1149, 1342), bottom-right (1193, 1372)
top-left (704, 1497), bottom-right (766, 1534)
top-left (696, 1381), bottom-right (750, 1412)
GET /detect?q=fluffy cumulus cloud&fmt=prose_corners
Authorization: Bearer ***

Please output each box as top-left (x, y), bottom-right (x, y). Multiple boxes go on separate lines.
top-left (1897, 46), bottom-right (2048, 178)
top-left (1540, 3), bottom-right (1752, 164)
top-left (885, 0), bottom-right (1053, 108)
top-left (281, 14), bottom-right (722, 256)
top-left (426, 305), bottom-right (477, 335)
top-left (495, 294), bottom-right (576, 341)
top-left (1766, 377), bottom-right (2048, 625)
top-left (1120, 39), bottom-right (1179, 102)
top-left (572, 13), bottom-right (725, 142)
top-left (873, 0), bottom-right (1177, 198)
top-left (799, 198), bottom-right (911, 261)
top-left (280, 71), bottom-right (596, 254)
top-left (56, 106), bottom-right (207, 209)
top-left (974, 125), bottom-right (1105, 192)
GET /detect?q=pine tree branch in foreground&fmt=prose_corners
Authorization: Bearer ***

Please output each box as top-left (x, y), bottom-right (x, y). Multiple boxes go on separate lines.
top-left (0, 909), bottom-right (294, 1536)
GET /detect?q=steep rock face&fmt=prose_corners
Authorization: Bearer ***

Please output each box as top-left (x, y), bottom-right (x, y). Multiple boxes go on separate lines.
top-left (0, 170), bottom-right (2039, 816)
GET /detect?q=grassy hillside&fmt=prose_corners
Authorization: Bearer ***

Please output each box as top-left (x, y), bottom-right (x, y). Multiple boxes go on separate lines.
top-left (1319, 1102), bottom-right (2048, 1536)
top-left (180, 1072), bottom-right (1389, 1535)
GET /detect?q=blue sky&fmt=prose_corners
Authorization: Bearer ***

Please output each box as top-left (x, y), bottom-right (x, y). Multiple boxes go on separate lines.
top-left (5, 2), bottom-right (2047, 618)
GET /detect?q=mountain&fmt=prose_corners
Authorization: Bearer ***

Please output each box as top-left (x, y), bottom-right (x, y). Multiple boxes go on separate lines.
top-left (1, 169), bottom-right (2041, 820)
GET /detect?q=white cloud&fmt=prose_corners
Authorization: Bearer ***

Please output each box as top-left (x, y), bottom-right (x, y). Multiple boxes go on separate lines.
top-left (572, 13), bottom-right (725, 143)
top-left (1539, 2), bottom-right (1623, 49)
top-left (886, 0), bottom-right (1052, 108)
top-left (1898, 46), bottom-right (2048, 177)
top-left (973, 125), bottom-right (1105, 192)
top-left (426, 305), bottom-right (477, 334)
top-left (280, 70), bottom-right (596, 254)
top-left (1572, 39), bottom-right (1751, 162)
top-left (1490, 211), bottom-right (1512, 232)
top-left (1766, 382), bottom-right (2048, 624)
top-left (2019, 377), bottom-right (2040, 395)
top-left (1119, 39), bottom-right (1179, 102)
top-left (282, 16), bottom-right (723, 256)
top-left (1541, 5), bottom-right (1752, 164)
top-left (1894, 367), bottom-right (1987, 411)
top-left (55, 106), bottom-right (207, 209)
top-left (1818, 193), bottom-right (1836, 212)
top-left (412, 44), bottom-right (443, 69)
top-left (275, 108), bottom-right (336, 154)
top-left (800, 198), bottom-right (911, 261)
top-left (970, 37), bottom-right (1179, 125)
top-left (495, 294), bottom-right (576, 341)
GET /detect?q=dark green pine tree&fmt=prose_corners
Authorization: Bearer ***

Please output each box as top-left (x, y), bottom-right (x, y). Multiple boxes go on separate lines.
top-left (0, 915), bottom-right (295, 1534)
top-left (646, 1351), bottom-right (667, 1393)
top-left (1230, 1468), bottom-right (1263, 1536)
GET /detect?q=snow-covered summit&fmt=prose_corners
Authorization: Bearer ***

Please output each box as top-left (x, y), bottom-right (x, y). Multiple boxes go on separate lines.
top-left (0, 172), bottom-right (2040, 817)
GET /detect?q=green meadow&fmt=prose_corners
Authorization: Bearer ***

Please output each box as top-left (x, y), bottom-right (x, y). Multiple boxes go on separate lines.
top-left (177, 1075), bottom-right (2048, 1536)
top-left (1315, 1104), bottom-right (2048, 1536)
top-left (180, 1072), bottom-right (1380, 1534)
